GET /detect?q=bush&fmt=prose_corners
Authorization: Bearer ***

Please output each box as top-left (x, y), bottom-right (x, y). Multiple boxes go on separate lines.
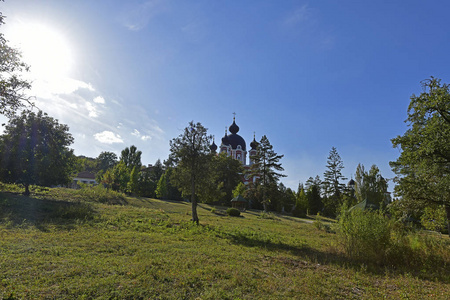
top-left (226, 207), bottom-right (241, 217)
top-left (337, 207), bottom-right (392, 263)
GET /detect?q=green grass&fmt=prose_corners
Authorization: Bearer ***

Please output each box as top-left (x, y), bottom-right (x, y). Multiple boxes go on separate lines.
top-left (0, 185), bottom-right (449, 299)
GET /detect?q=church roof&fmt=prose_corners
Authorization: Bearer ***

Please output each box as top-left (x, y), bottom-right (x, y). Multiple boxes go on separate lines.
top-left (222, 117), bottom-right (246, 151)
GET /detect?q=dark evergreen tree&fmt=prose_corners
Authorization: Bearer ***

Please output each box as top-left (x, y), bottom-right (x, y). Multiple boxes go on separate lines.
top-left (305, 176), bottom-right (323, 215)
top-left (322, 147), bottom-right (347, 216)
top-left (248, 135), bottom-right (286, 212)
top-left (211, 152), bottom-right (243, 205)
top-left (150, 159), bottom-right (164, 182)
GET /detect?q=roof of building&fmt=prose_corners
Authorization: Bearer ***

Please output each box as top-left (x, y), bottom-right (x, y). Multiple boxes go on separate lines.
top-left (231, 194), bottom-right (247, 203)
top-left (222, 118), bottom-right (246, 151)
top-left (75, 171), bottom-right (96, 179)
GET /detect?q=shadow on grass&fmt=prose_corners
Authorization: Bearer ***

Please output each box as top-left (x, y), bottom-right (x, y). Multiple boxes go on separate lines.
top-left (0, 192), bottom-right (95, 230)
top-left (220, 225), bottom-right (450, 284)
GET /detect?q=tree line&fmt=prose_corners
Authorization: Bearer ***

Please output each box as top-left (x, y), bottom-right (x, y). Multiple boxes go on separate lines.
top-left (0, 9), bottom-right (448, 232)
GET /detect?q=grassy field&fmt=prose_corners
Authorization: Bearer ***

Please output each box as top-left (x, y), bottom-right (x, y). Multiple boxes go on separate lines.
top-left (0, 186), bottom-right (449, 299)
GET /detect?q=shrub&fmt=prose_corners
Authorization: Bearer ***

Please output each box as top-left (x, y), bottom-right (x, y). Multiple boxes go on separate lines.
top-left (226, 207), bottom-right (241, 217)
top-left (337, 207), bottom-right (392, 263)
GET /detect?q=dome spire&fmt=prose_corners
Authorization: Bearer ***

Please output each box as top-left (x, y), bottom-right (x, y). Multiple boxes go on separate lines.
top-left (229, 113), bottom-right (239, 134)
top-left (250, 131), bottom-right (258, 150)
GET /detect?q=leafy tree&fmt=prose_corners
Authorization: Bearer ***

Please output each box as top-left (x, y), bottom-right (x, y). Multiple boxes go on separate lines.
top-left (0, 111), bottom-right (75, 195)
top-left (390, 77), bottom-right (450, 235)
top-left (102, 161), bottom-right (129, 192)
top-left (354, 164), bottom-right (388, 207)
top-left (276, 184), bottom-right (296, 213)
top-left (232, 182), bottom-right (246, 198)
top-left (156, 168), bottom-right (181, 200)
top-left (0, 10), bottom-right (32, 117)
top-left (248, 135), bottom-right (285, 212)
top-left (97, 151), bottom-right (118, 172)
top-left (127, 166), bottom-right (139, 195)
top-left (120, 145), bottom-right (142, 170)
top-left (211, 152), bottom-right (243, 204)
top-left (150, 159), bottom-right (164, 182)
top-left (322, 147), bottom-right (347, 216)
top-left (75, 155), bottom-right (99, 174)
top-left (169, 121), bottom-right (212, 223)
top-left (293, 184), bottom-right (308, 217)
top-left (136, 166), bottom-right (156, 198)
top-left (305, 176), bottom-right (323, 215)
top-left (307, 184), bottom-right (323, 215)
top-left (420, 205), bottom-right (447, 233)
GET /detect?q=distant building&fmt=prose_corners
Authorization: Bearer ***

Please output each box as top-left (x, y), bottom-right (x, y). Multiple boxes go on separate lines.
top-left (210, 116), bottom-right (259, 185)
top-left (71, 171), bottom-right (97, 188)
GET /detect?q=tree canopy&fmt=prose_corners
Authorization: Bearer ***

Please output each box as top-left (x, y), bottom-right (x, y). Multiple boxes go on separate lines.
top-left (169, 121), bottom-right (212, 223)
top-left (390, 77), bottom-right (450, 234)
top-left (248, 135), bottom-right (285, 211)
top-left (0, 110), bottom-right (75, 195)
top-left (0, 10), bottom-right (33, 117)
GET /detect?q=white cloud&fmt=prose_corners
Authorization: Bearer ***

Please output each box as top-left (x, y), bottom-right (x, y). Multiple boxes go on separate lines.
top-left (131, 128), bottom-right (152, 141)
top-left (93, 96), bottom-right (105, 104)
top-left (31, 77), bottom-right (94, 98)
top-left (86, 102), bottom-right (99, 118)
top-left (94, 131), bottom-right (124, 144)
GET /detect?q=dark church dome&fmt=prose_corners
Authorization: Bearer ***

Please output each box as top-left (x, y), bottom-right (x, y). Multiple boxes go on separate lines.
top-left (228, 133), bottom-right (246, 151)
top-left (250, 136), bottom-right (258, 150)
top-left (210, 140), bottom-right (217, 152)
top-left (229, 120), bottom-right (239, 134)
top-left (221, 132), bottom-right (230, 145)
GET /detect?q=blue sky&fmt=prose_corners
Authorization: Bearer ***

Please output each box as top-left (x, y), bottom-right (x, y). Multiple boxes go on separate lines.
top-left (1, 0), bottom-right (449, 191)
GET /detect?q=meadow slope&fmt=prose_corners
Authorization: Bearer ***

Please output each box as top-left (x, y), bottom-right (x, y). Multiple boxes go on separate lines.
top-left (0, 187), bottom-right (449, 299)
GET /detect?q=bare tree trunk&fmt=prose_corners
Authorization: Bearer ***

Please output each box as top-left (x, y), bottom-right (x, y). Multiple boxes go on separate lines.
top-left (445, 204), bottom-right (450, 237)
top-left (24, 183), bottom-right (30, 196)
top-left (191, 176), bottom-right (199, 224)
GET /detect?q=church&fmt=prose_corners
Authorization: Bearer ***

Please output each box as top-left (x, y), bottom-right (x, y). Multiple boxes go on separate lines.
top-left (209, 116), bottom-right (259, 185)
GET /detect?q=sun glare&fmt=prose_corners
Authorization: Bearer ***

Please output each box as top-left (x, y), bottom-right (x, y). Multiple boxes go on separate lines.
top-left (8, 22), bottom-right (74, 80)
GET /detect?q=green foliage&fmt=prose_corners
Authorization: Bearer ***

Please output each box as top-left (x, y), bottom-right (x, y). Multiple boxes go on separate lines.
top-left (421, 205), bottom-right (447, 233)
top-left (248, 135), bottom-right (285, 211)
top-left (0, 110), bottom-right (76, 195)
top-left (120, 145), bottom-right (142, 170)
top-left (322, 147), bottom-right (347, 216)
top-left (0, 12), bottom-right (32, 117)
top-left (155, 168), bottom-right (181, 200)
top-left (102, 161), bottom-right (130, 193)
top-left (97, 151), bottom-right (118, 172)
top-left (293, 186), bottom-right (307, 217)
top-left (390, 77), bottom-right (450, 235)
top-left (355, 164), bottom-right (388, 207)
top-left (232, 182), bottom-right (246, 199)
top-left (169, 121), bottom-right (212, 223)
top-left (306, 184), bottom-right (323, 215)
top-left (210, 152), bottom-right (244, 204)
top-left (337, 207), bottom-right (392, 263)
top-left (226, 207), bottom-right (241, 217)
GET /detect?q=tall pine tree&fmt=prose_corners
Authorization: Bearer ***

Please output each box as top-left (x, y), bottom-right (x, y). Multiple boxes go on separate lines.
top-left (248, 135), bottom-right (285, 212)
top-left (322, 147), bottom-right (347, 216)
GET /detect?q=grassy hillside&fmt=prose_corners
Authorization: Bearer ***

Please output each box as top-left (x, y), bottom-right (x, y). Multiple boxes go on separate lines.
top-left (0, 186), bottom-right (449, 299)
